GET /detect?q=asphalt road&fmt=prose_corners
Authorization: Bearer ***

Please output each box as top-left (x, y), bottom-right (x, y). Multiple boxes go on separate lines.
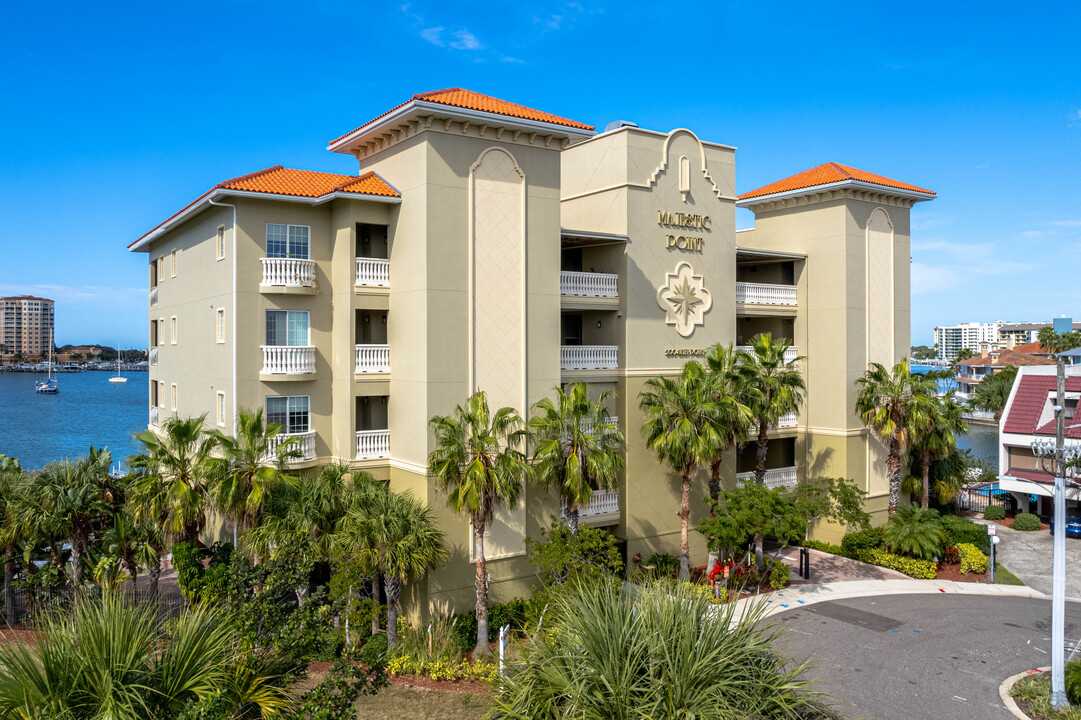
top-left (977, 518), bottom-right (1081, 599)
top-left (776, 594), bottom-right (1081, 720)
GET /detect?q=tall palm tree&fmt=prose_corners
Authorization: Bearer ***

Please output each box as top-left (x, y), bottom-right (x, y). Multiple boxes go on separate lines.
top-left (529, 382), bottom-right (626, 535)
top-left (854, 360), bottom-right (936, 514)
top-left (207, 407), bottom-right (299, 546)
top-left (736, 333), bottom-right (805, 484)
top-left (970, 364), bottom-right (1018, 422)
top-left (639, 361), bottom-right (722, 581)
top-left (1039, 326), bottom-right (1059, 353)
top-left (703, 344), bottom-right (755, 510)
top-left (429, 390), bottom-right (530, 657)
top-left (909, 393), bottom-right (968, 508)
top-left (125, 469), bottom-right (169, 600)
top-left (129, 416), bottom-right (216, 544)
top-left (0, 457), bottom-right (24, 622)
top-left (342, 489), bottom-right (448, 649)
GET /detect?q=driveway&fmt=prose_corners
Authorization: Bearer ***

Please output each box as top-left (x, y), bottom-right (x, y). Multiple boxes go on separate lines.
top-left (776, 594), bottom-right (1081, 720)
top-left (972, 517), bottom-right (1081, 599)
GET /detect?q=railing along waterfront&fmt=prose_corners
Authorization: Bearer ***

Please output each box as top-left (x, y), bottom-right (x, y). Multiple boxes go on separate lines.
top-left (560, 271), bottom-right (618, 298)
top-left (735, 282), bottom-right (797, 306)
top-left (355, 429), bottom-right (390, 460)
top-left (355, 258), bottom-right (390, 287)
top-left (736, 466), bottom-right (798, 490)
top-left (355, 344), bottom-right (390, 373)
top-left (561, 345), bottom-right (618, 371)
top-left (261, 346), bottom-right (315, 374)
top-left (267, 431), bottom-right (315, 462)
top-left (735, 345), bottom-right (799, 365)
top-left (261, 258), bottom-right (315, 287)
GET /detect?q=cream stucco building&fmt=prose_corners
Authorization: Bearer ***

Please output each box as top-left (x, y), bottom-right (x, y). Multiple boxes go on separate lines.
top-left (130, 88), bottom-right (935, 611)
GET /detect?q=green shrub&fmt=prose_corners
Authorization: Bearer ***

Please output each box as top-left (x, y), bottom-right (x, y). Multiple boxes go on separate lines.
top-left (1013, 512), bottom-right (1041, 531)
top-left (984, 505), bottom-right (1006, 521)
top-left (172, 542), bottom-right (205, 600)
top-left (882, 505), bottom-right (946, 560)
top-left (802, 540), bottom-right (844, 555)
top-left (957, 543), bottom-right (988, 574)
top-left (855, 548), bottom-right (937, 579)
top-left (525, 520), bottom-right (624, 585)
top-left (941, 515), bottom-right (991, 554)
top-left (840, 527), bottom-right (885, 558)
top-left (1067, 660), bottom-right (1081, 705)
top-left (450, 613), bottom-right (478, 653)
top-left (944, 546), bottom-right (960, 565)
top-left (646, 553), bottom-right (680, 579)
top-left (768, 559), bottom-right (790, 589)
top-left (488, 597), bottom-right (530, 638)
top-left (357, 634), bottom-right (388, 667)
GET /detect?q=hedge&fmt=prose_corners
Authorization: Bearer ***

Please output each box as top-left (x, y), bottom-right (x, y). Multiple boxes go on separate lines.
top-left (984, 506), bottom-right (1006, 521)
top-left (1013, 513), bottom-right (1041, 531)
top-left (941, 515), bottom-right (991, 554)
top-left (855, 548), bottom-right (937, 579)
top-left (958, 543), bottom-right (988, 574)
top-left (840, 527), bottom-right (885, 558)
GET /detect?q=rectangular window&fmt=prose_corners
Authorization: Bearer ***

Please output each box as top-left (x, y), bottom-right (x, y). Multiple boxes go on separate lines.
top-left (217, 392), bottom-right (226, 426)
top-left (216, 309), bottom-right (226, 343)
top-left (158, 382), bottom-right (166, 408)
top-left (170, 316), bottom-right (177, 344)
top-left (158, 319), bottom-right (165, 346)
top-left (170, 383), bottom-right (177, 411)
top-left (266, 395), bottom-right (309, 434)
top-left (157, 257), bottom-right (165, 282)
top-left (170, 249), bottom-right (177, 277)
top-left (265, 310), bottom-right (309, 346)
top-left (216, 226), bottom-right (226, 261)
top-left (150, 382), bottom-right (158, 407)
top-left (266, 224), bottom-right (310, 259)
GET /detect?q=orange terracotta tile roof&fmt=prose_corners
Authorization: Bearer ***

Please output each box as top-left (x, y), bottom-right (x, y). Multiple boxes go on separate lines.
top-left (330, 87), bottom-right (593, 145)
top-left (1010, 341), bottom-right (1050, 355)
top-left (955, 349), bottom-right (1056, 368)
top-left (738, 162), bottom-right (935, 201)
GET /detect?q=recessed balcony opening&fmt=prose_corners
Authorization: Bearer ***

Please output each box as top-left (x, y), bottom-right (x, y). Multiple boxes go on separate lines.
top-left (355, 310), bottom-right (389, 374)
top-left (736, 319), bottom-right (799, 365)
top-left (355, 395), bottom-right (390, 460)
top-left (735, 252), bottom-right (801, 310)
top-left (735, 436), bottom-right (797, 489)
top-left (355, 223), bottom-right (390, 287)
top-left (561, 312), bottom-right (618, 371)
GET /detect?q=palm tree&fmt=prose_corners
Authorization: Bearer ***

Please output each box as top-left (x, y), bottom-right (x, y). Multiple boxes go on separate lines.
top-left (125, 469), bottom-right (169, 600)
top-left (881, 505), bottom-right (946, 560)
top-left (702, 345), bottom-right (755, 510)
top-left (736, 333), bottom-right (805, 484)
top-left (529, 383), bottom-right (626, 535)
top-left (854, 360), bottom-right (937, 514)
top-left (909, 393), bottom-right (968, 508)
top-left (639, 361), bottom-right (723, 581)
top-left (1039, 326), bottom-right (1059, 353)
top-left (207, 407), bottom-right (299, 546)
top-left (429, 390), bottom-right (530, 657)
top-left (342, 489), bottom-right (448, 649)
top-left (0, 457), bottom-right (24, 622)
top-left (129, 416), bottom-right (216, 544)
top-left (970, 364), bottom-right (1018, 422)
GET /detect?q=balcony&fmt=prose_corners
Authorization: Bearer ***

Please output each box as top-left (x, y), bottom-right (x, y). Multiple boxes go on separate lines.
top-left (260, 258), bottom-right (316, 293)
top-left (736, 466), bottom-right (798, 490)
top-left (735, 345), bottom-right (799, 365)
top-left (355, 344), bottom-right (390, 374)
top-left (149, 347), bottom-right (158, 366)
top-left (735, 282), bottom-right (797, 313)
top-left (261, 346), bottom-right (315, 377)
top-left (774, 412), bottom-right (798, 429)
top-left (356, 429), bottom-right (390, 460)
top-left (355, 258), bottom-right (389, 288)
top-left (560, 271), bottom-right (618, 309)
top-left (573, 416), bottom-right (619, 436)
top-left (149, 406), bottom-right (159, 427)
top-left (562, 489), bottom-right (620, 525)
top-left (561, 345), bottom-right (618, 372)
top-left (267, 430), bottom-right (316, 463)
top-left (149, 286), bottom-right (158, 306)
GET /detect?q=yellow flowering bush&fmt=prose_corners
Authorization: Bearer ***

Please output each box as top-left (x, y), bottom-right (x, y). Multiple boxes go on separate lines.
top-left (387, 654), bottom-right (499, 683)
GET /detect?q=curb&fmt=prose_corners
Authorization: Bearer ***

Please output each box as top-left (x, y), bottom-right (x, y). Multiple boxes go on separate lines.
top-left (999, 666), bottom-right (1049, 720)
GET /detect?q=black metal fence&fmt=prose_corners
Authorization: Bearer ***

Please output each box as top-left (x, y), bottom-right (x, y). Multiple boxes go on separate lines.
top-left (2, 585), bottom-right (188, 626)
top-left (954, 482), bottom-right (1017, 515)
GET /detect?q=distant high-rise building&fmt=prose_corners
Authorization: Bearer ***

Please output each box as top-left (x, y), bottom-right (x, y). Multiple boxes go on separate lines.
top-left (999, 319), bottom-right (1081, 347)
top-left (0, 296), bottom-right (55, 359)
top-left (933, 321), bottom-right (1001, 360)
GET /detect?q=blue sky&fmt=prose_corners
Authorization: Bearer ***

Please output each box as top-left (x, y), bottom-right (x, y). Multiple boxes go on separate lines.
top-left (1, 1), bottom-right (1079, 348)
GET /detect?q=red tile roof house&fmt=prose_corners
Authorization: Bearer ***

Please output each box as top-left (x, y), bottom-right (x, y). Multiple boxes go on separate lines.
top-left (954, 348), bottom-right (1055, 401)
top-left (997, 365), bottom-right (1081, 517)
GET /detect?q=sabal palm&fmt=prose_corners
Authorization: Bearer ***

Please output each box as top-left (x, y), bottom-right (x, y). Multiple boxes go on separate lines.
top-left (342, 489), bottom-right (448, 649)
top-left (0, 457), bottom-right (24, 623)
top-left (1039, 326), bottom-right (1058, 353)
top-left (129, 415), bottom-right (216, 543)
top-left (207, 407), bottom-right (299, 545)
top-left (854, 360), bottom-right (936, 513)
top-left (640, 361), bottom-right (724, 581)
top-left (429, 390), bottom-right (530, 657)
top-left (703, 344), bottom-right (756, 508)
top-left (125, 469), bottom-right (169, 599)
top-left (736, 333), bottom-right (805, 483)
top-left (529, 382), bottom-right (626, 536)
top-left (909, 393), bottom-right (968, 508)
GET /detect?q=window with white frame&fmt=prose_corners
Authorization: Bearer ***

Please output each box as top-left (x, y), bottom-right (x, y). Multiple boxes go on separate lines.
top-left (265, 310), bottom-right (309, 346)
top-left (157, 257), bottom-right (165, 282)
top-left (158, 319), bottom-right (165, 346)
top-left (170, 383), bottom-right (177, 411)
top-left (170, 316), bottom-right (177, 344)
top-left (216, 309), bottom-right (226, 343)
top-left (266, 395), bottom-right (309, 434)
top-left (266, 224), bottom-right (310, 259)
top-left (216, 226), bottom-right (226, 261)
top-left (217, 392), bottom-right (226, 426)
top-left (170, 249), bottom-right (177, 277)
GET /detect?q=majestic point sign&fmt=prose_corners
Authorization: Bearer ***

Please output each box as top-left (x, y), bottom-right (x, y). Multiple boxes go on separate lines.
top-left (657, 210), bottom-right (709, 252)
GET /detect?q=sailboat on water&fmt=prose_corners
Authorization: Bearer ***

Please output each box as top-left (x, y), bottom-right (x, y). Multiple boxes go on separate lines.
top-left (109, 344), bottom-right (127, 384)
top-left (35, 330), bottom-right (58, 394)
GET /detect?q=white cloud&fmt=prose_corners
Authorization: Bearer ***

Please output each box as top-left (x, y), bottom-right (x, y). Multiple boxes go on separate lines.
top-left (450, 29), bottom-right (482, 50)
top-left (1053, 220), bottom-right (1081, 227)
top-left (419, 26), bottom-right (444, 46)
top-left (1022, 230), bottom-right (1043, 238)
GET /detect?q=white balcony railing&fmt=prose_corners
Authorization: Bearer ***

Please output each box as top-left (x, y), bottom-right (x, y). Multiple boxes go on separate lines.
top-left (267, 430), bottom-right (316, 462)
top-left (735, 345), bottom-right (799, 365)
top-left (574, 416), bottom-right (619, 436)
top-left (149, 286), bottom-right (158, 306)
top-left (560, 271), bottom-right (618, 298)
top-left (261, 346), bottom-right (315, 375)
top-left (561, 345), bottom-right (618, 371)
top-left (355, 258), bottom-right (390, 287)
top-left (356, 429), bottom-right (390, 460)
top-left (735, 282), bottom-right (797, 306)
top-left (261, 258), bottom-right (315, 288)
top-left (355, 344), bottom-right (390, 373)
top-left (775, 412), bottom-right (798, 429)
top-left (563, 489), bottom-right (620, 520)
top-left (149, 406), bottom-right (159, 427)
top-left (149, 347), bottom-right (158, 366)
top-left (736, 466), bottom-right (798, 490)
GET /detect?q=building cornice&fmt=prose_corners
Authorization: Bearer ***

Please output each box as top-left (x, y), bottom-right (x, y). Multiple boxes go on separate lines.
top-left (736, 181), bottom-right (933, 213)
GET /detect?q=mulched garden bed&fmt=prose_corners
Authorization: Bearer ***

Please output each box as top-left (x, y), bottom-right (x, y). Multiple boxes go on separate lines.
top-left (933, 562), bottom-right (990, 583)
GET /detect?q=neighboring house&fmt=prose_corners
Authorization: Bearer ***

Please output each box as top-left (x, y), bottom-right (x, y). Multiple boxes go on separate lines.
top-left (954, 348), bottom-right (1055, 401)
top-left (130, 87), bottom-right (935, 613)
top-left (997, 365), bottom-right (1081, 516)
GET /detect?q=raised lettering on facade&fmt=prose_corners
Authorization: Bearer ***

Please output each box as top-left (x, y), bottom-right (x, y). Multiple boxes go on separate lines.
top-left (658, 210), bottom-right (709, 253)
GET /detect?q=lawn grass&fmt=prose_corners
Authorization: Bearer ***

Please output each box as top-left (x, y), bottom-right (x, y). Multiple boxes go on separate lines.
top-left (354, 685), bottom-right (492, 720)
top-left (1011, 673), bottom-right (1081, 719)
top-left (994, 563), bottom-right (1025, 586)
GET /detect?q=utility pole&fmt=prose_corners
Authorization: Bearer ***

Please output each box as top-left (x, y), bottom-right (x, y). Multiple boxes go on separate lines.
top-left (1052, 355), bottom-right (1068, 709)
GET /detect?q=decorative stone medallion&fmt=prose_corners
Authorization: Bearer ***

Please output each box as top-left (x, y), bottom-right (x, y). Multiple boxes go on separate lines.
top-left (656, 262), bottom-right (712, 337)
